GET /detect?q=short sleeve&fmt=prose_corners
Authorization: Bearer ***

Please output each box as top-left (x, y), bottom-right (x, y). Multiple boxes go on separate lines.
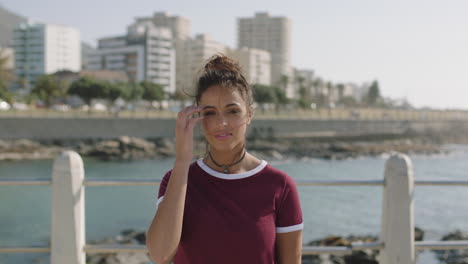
top-left (275, 175), bottom-right (304, 233)
top-left (157, 170), bottom-right (172, 206)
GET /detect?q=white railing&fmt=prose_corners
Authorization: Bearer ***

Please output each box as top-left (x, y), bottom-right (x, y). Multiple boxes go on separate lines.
top-left (1, 151), bottom-right (468, 264)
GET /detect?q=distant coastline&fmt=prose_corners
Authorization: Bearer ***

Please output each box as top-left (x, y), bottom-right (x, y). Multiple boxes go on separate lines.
top-left (0, 131), bottom-right (466, 162)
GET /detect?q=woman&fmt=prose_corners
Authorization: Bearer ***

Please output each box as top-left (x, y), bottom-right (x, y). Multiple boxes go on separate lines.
top-left (146, 55), bottom-right (303, 264)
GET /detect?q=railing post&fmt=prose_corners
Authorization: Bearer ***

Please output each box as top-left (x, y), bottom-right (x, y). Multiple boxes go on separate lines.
top-left (379, 153), bottom-right (415, 264)
top-left (51, 151), bottom-right (85, 264)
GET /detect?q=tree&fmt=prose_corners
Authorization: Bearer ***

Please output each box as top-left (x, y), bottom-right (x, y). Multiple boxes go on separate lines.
top-left (365, 80), bottom-right (381, 106)
top-left (279, 74), bottom-right (289, 91)
top-left (270, 85), bottom-right (288, 113)
top-left (106, 82), bottom-right (124, 103)
top-left (123, 82), bottom-right (143, 102)
top-left (31, 75), bottom-right (66, 107)
top-left (296, 76), bottom-right (313, 109)
top-left (253, 84), bottom-right (276, 104)
top-left (297, 86), bottom-right (313, 109)
top-left (120, 82), bottom-right (143, 111)
top-left (336, 83), bottom-right (345, 101)
top-left (141, 81), bottom-right (165, 108)
top-left (253, 84), bottom-right (276, 113)
top-left (68, 77), bottom-right (107, 106)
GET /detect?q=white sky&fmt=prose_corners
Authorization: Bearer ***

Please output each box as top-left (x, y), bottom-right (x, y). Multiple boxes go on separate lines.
top-left (2, 0), bottom-right (467, 109)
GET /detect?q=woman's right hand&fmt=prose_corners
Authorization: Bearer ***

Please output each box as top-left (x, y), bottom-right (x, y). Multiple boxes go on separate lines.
top-left (175, 105), bottom-right (204, 163)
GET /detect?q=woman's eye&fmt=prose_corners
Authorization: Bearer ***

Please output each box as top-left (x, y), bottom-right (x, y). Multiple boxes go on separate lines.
top-left (229, 109), bottom-right (240, 114)
top-left (203, 111), bottom-right (215, 116)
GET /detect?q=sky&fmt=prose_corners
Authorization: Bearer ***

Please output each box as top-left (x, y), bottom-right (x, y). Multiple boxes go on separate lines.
top-left (1, 0), bottom-right (467, 109)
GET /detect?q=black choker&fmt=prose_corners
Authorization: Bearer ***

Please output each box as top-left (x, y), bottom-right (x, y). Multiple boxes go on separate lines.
top-left (208, 150), bottom-right (246, 173)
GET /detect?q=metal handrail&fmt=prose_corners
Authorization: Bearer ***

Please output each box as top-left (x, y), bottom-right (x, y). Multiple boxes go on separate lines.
top-left (0, 247), bottom-right (50, 253)
top-left (3, 178), bottom-right (468, 187)
top-left (3, 177), bottom-right (468, 256)
top-left (4, 241), bottom-right (468, 255)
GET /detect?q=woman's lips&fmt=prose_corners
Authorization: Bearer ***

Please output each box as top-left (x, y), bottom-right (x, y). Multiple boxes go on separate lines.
top-left (214, 133), bottom-right (233, 140)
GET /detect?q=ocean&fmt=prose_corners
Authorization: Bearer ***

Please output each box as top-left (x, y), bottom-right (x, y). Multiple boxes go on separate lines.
top-left (1, 144), bottom-right (468, 263)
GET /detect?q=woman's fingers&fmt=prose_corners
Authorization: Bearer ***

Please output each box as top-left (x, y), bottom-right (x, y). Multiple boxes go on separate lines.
top-left (188, 115), bottom-right (204, 130)
top-left (177, 106), bottom-right (203, 129)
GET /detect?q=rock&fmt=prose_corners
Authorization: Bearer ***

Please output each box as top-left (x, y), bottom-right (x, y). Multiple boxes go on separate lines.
top-left (87, 252), bottom-right (151, 264)
top-left (304, 228), bottom-right (423, 264)
top-left (0, 133), bottom-right (451, 161)
top-left (85, 229), bottom-right (151, 264)
top-left (86, 136), bottom-right (157, 161)
top-left (433, 230), bottom-right (468, 264)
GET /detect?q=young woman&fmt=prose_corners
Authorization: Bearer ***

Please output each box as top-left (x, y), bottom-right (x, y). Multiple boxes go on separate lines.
top-left (146, 55), bottom-right (303, 264)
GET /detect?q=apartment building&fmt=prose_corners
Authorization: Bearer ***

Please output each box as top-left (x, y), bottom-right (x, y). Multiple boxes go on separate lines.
top-left (13, 22), bottom-right (81, 89)
top-left (228, 47), bottom-right (271, 86)
top-left (238, 12), bottom-right (293, 97)
top-left (89, 21), bottom-right (175, 94)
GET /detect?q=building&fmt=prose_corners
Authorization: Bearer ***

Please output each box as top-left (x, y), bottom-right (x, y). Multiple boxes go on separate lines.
top-left (238, 12), bottom-right (293, 97)
top-left (88, 36), bottom-right (146, 82)
top-left (0, 6), bottom-right (27, 47)
top-left (140, 12), bottom-right (192, 94)
top-left (138, 12), bottom-right (191, 40)
top-left (0, 47), bottom-right (15, 70)
top-left (88, 21), bottom-right (175, 94)
top-left (81, 42), bottom-right (95, 70)
top-left (228, 47), bottom-right (271, 86)
top-left (13, 22), bottom-right (81, 89)
top-left (180, 34), bottom-right (227, 93)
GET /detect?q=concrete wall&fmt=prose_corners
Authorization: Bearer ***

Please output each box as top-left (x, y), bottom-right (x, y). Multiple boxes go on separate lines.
top-left (1, 117), bottom-right (467, 140)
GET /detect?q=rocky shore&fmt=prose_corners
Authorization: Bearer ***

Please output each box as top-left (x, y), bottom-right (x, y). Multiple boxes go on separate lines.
top-left (41, 226), bottom-right (468, 264)
top-left (0, 134), bottom-right (456, 162)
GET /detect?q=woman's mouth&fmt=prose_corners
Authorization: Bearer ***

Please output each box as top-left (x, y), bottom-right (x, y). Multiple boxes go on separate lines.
top-left (214, 133), bottom-right (233, 140)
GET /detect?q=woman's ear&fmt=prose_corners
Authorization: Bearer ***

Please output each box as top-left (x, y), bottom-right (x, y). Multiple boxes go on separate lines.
top-left (247, 106), bottom-right (254, 125)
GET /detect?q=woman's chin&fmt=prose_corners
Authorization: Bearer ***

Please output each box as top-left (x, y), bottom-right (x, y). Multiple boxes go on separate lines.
top-left (208, 141), bottom-right (239, 152)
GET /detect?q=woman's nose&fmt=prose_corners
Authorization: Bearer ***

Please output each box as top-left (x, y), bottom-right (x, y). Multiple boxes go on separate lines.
top-left (216, 114), bottom-right (228, 127)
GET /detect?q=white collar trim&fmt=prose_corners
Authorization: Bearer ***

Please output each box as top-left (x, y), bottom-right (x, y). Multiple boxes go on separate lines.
top-left (196, 158), bottom-right (268, 180)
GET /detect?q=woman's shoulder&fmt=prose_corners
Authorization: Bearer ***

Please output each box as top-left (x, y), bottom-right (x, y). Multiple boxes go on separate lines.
top-left (261, 162), bottom-right (294, 182)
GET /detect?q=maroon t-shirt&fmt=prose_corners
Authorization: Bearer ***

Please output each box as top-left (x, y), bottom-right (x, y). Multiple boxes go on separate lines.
top-left (156, 159), bottom-right (303, 264)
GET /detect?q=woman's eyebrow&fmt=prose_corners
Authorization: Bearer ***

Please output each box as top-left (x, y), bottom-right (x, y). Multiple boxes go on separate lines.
top-left (202, 105), bottom-right (215, 110)
top-left (225, 103), bottom-right (241, 107)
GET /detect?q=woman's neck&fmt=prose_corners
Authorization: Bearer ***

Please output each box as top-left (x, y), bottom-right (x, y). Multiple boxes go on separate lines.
top-left (209, 145), bottom-right (244, 164)
top-left (204, 144), bottom-right (249, 174)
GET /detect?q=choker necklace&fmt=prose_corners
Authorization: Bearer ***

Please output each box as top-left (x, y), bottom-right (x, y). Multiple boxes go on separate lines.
top-left (208, 150), bottom-right (246, 173)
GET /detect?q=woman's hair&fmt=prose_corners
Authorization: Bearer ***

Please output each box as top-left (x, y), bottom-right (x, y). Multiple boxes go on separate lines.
top-left (195, 54), bottom-right (253, 110)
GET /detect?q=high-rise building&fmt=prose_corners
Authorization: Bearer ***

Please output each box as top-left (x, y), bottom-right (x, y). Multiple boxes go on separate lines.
top-left (89, 21), bottom-right (175, 94)
top-left (237, 12), bottom-right (293, 97)
top-left (88, 36), bottom-right (146, 82)
top-left (141, 12), bottom-right (191, 40)
top-left (180, 34), bottom-right (227, 93)
top-left (139, 12), bottom-right (192, 94)
top-left (228, 47), bottom-right (271, 86)
top-left (13, 22), bottom-right (81, 89)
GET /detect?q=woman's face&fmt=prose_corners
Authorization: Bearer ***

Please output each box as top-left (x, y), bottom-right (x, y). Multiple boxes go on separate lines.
top-left (198, 85), bottom-right (251, 152)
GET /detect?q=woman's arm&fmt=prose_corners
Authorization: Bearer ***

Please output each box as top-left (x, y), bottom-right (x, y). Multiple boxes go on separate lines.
top-left (276, 230), bottom-right (303, 264)
top-left (146, 106), bottom-right (203, 264)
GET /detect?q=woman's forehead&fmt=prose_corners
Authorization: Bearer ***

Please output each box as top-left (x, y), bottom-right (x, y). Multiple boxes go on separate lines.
top-left (199, 85), bottom-right (245, 106)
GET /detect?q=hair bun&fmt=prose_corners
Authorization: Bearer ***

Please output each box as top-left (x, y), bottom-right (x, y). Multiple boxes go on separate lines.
top-left (204, 54), bottom-right (242, 73)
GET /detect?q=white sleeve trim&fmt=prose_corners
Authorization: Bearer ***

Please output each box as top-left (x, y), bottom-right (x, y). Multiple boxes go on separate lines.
top-left (157, 196), bottom-right (164, 207)
top-left (276, 223), bottom-right (304, 233)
